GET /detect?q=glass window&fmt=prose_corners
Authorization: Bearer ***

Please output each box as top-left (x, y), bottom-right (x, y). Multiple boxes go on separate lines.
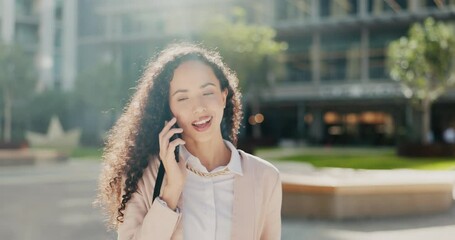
top-left (78, 0), bottom-right (105, 37)
top-left (369, 27), bottom-right (406, 80)
top-left (320, 30), bottom-right (361, 82)
top-left (322, 111), bottom-right (395, 145)
top-left (422, 0), bottom-right (455, 8)
top-left (15, 0), bottom-right (34, 16)
top-left (276, 0), bottom-right (312, 21)
top-left (367, 0), bottom-right (408, 15)
top-left (55, 0), bottom-right (63, 21)
top-left (320, 0), bottom-right (358, 19)
top-left (285, 36), bottom-right (312, 83)
top-left (54, 53), bottom-right (62, 87)
top-left (15, 23), bottom-right (38, 46)
top-left (423, 0), bottom-right (440, 8)
top-left (55, 28), bottom-right (62, 48)
top-left (121, 13), bottom-right (165, 35)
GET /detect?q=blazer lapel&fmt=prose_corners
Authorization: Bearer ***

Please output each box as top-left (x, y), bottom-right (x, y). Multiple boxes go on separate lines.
top-left (231, 150), bottom-right (256, 240)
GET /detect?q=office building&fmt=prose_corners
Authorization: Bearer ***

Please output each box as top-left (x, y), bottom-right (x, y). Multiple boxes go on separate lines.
top-left (77, 0), bottom-right (455, 145)
top-left (261, 0), bottom-right (455, 145)
top-left (0, 0), bottom-right (77, 91)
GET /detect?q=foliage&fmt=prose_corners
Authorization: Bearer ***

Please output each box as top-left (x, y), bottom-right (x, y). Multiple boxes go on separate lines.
top-left (73, 63), bottom-right (125, 113)
top-left (27, 90), bottom-right (72, 133)
top-left (200, 7), bottom-right (288, 138)
top-left (387, 18), bottom-right (455, 143)
top-left (200, 7), bottom-right (288, 91)
top-left (72, 63), bottom-right (126, 145)
top-left (387, 18), bottom-right (455, 102)
top-left (0, 44), bottom-right (37, 141)
top-left (0, 44), bottom-right (36, 99)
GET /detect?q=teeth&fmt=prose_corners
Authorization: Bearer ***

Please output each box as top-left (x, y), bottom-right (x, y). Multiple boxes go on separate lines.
top-left (193, 117), bottom-right (211, 125)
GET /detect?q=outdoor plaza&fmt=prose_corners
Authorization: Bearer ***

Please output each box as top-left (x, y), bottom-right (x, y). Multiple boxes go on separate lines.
top-left (1, 146), bottom-right (455, 240)
top-left (1, 1), bottom-right (455, 239)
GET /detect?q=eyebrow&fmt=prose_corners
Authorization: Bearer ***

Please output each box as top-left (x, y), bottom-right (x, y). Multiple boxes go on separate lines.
top-left (171, 82), bottom-right (217, 96)
top-left (200, 82), bottom-right (216, 89)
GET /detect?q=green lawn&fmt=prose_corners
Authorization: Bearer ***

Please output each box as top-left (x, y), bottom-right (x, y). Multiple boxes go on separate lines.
top-left (256, 147), bottom-right (455, 170)
top-left (70, 147), bottom-right (103, 159)
top-left (68, 146), bottom-right (455, 170)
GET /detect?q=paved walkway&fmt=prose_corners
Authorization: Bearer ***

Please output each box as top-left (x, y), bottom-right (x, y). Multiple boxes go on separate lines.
top-left (283, 206), bottom-right (455, 240)
top-left (1, 157), bottom-right (455, 239)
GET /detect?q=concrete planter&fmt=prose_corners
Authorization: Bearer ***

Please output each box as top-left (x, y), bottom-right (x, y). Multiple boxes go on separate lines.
top-left (281, 169), bottom-right (455, 219)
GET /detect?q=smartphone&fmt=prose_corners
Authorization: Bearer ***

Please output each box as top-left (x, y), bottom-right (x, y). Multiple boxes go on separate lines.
top-left (165, 108), bottom-right (181, 162)
top-left (154, 108), bottom-right (180, 202)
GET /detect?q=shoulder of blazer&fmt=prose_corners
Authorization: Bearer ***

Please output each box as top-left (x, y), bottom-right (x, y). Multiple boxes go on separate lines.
top-left (121, 156), bottom-right (158, 185)
top-left (238, 150), bottom-right (280, 180)
top-left (129, 155), bottom-right (161, 193)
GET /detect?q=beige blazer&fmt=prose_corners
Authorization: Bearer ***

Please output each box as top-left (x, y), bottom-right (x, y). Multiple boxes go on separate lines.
top-left (117, 150), bottom-right (282, 240)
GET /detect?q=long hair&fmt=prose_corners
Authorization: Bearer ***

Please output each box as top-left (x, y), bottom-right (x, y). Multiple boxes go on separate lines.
top-left (95, 43), bottom-right (243, 229)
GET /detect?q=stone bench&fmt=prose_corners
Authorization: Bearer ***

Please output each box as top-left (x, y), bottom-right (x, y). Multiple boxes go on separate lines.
top-left (281, 169), bottom-right (455, 219)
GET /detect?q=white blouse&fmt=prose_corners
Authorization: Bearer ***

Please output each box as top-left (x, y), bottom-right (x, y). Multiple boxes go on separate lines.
top-left (178, 140), bottom-right (243, 240)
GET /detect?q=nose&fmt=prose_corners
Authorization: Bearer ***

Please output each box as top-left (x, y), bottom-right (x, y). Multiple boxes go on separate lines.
top-left (192, 97), bottom-right (207, 114)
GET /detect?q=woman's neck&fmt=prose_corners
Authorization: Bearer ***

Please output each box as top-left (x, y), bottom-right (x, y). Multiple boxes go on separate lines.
top-left (184, 137), bottom-right (231, 172)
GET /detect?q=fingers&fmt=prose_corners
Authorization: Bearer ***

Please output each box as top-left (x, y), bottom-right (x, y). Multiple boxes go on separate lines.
top-left (158, 117), bottom-right (185, 164)
top-left (158, 117), bottom-right (179, 149)
top-left (161, 138), bottom-right (185, 166)
top-left (158, 118), bottom-right (175, 144)
top-left (168, 138), bottom-right (186, 154)
top-left (162, 128), bottom-right (183, 142)
top-left (160, 117), bottom-right (177, 137)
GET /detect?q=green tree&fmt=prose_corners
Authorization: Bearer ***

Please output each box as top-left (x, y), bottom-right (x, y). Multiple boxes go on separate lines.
top-left (27, 89), bottom-right (72, 134)
top-left (200, 7), bottom-right (287, 138)
top-left (387, 18), bottom-right (455, 144)
top-left (0, 44), bottom-right (36, 142)
top-left (74, 63), bottom-right (124, 112)
top-left (73, 63), bottom-right (125, 145)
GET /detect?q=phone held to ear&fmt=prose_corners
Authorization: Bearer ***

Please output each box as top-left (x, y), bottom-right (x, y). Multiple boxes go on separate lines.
top-left (170, 122), bottom-right (181, 163)
top-left (166, 109), bottom-right (181, 162)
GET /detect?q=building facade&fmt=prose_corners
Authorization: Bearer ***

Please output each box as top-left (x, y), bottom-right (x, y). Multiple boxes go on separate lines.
top-left (258, 0), bottom-right (455, 146)
top-left (76, 0), bottom-right (455, 146)
top-left (77, 0), bottom-right (261, 84)
top-left (0, 0), bottom-right (76, 91)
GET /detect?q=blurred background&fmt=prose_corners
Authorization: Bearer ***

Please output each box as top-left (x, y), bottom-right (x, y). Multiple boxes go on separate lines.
top-left (1, 0), bottom-right (455, 149)
top-left (1, 0), bottom-right (455, 240)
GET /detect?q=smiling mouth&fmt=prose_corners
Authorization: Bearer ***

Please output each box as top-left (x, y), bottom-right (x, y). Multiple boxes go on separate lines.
top-left (192, 116), bottom-right (212, 131)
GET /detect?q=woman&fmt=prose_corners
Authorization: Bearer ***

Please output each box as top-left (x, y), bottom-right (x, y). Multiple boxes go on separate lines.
top-left (96, 43), bottom-right (282, 240)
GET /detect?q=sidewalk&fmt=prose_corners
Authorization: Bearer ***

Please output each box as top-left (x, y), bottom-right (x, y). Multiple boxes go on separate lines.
top-left (282, 205), bottom-right (455, 240)
top-left (1, 158), bottom-right (454, 239)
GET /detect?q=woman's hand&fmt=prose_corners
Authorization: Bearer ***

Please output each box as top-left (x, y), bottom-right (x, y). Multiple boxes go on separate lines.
top-left (158, 117), bottom-right (186, 210)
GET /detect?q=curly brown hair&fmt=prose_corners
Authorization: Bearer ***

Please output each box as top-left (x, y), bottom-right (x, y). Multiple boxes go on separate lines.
top-left (95, 43), bottom-right (243, 229)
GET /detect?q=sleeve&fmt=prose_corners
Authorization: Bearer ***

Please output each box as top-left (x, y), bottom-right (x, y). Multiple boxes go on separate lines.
top-left (260, 173), bottom-right (282, 240)
top-left (117, 176), bottom-right (182, 240)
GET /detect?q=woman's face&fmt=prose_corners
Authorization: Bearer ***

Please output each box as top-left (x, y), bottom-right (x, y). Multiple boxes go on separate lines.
top-left (169, 60), bottom-right (228, 143)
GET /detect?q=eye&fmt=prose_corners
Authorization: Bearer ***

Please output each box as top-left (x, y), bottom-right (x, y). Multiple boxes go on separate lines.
top-left (177, 97), bottom-right (188, 102)
top-left (203, 92), bottom-right (214, 96)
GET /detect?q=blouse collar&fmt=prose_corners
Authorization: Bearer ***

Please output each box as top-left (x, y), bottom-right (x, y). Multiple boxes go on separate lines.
top-left (179, 140), bottom-right (243, 176)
